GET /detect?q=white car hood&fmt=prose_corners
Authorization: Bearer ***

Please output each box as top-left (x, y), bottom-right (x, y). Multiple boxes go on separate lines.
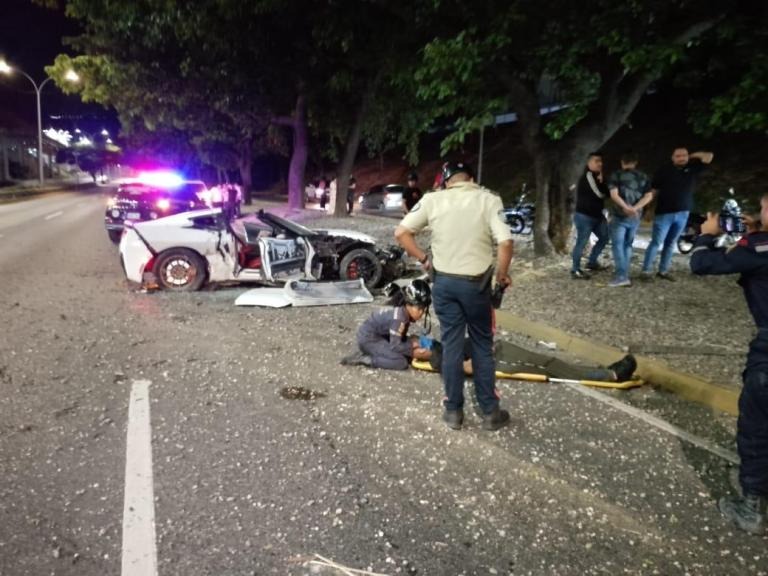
top-left (319, 228), bottom-right (376, 244)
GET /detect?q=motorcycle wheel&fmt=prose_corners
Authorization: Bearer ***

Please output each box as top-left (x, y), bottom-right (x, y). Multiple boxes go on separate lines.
top-left (676, 227), bottom-right (697, 254)
top-left (509, 215), bottom-right (526, 234)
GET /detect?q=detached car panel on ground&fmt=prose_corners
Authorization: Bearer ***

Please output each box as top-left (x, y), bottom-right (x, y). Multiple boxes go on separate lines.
top-left (119, 208), bottom-right (405, 291)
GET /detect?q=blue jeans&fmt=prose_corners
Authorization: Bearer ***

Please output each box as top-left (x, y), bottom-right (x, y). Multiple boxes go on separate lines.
top-left (642, 211), bottom-right (688, 274)
top-left (610, 217), bottom-right (640, 281)
top-left (432, 273), bottom-right (498, 414)
top-left (571, 212), bottom-right (609, 272)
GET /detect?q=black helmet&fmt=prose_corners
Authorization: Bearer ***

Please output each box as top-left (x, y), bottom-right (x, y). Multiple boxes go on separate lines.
top-left (404, 279), bottom-right (431, 308)
top-left (441, 161), bottom-right (472, 184)
top-left (407, 171), bottom-right (418, 182)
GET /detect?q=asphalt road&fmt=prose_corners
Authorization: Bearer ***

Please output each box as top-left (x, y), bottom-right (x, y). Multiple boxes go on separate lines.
top-left (0, 192), bottom-right (766, 576)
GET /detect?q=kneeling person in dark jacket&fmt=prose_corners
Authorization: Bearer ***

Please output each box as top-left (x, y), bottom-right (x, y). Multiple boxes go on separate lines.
top-left (690, 193), bottom-right (768, 535)
top-left (340, 279), bottom-right (433, 370)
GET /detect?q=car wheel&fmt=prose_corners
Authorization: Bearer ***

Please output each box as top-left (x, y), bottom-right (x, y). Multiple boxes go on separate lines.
top-left (154, 248), bottom-right (207, 291)
top-left (508, 215), bottom-right (525, 234)
top-left (340, 248), bottom-right (384, 289)
top-left (107, 229), bottom-right (123, 244)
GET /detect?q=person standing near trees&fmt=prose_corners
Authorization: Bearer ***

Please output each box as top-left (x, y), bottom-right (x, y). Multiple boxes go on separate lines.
top-left (395, 161), bottom-right (514, 431)
top-left (402, 171), bottom-right (422, 214)
top-left (607, 151), bottom-right (653, 287)
top-left (690, 193), bottom-right (768, 535)
top-left (641, 147), bottom-right (714, 281)
top-left (570, 152), bottom-right (610, 279)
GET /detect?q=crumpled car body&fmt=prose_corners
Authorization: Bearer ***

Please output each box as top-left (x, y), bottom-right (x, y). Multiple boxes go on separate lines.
top-left (119, 208), bottom-right (405, 292)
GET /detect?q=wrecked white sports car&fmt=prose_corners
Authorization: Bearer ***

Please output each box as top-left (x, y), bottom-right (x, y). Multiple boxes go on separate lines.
top-left (119, 208), bottom-right (406, 291)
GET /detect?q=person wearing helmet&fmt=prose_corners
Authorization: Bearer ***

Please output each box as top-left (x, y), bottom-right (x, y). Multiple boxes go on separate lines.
top-left (340, 279), bottom-right (433, 370)
top-left (395, 160), bottom-right (515, 431)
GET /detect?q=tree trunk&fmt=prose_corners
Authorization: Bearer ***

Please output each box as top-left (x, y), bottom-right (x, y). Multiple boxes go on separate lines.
top-left (287, 94), bottom-right (308, 210)
top-left (238, 138), bottom-right (253, 204)
top-left (332, 91), bottom-right (371, 217)
top-left (532, 151), bottom-right (555, 256)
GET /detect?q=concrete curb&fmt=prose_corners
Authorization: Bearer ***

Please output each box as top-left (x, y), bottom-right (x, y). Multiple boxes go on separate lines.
top-left (495, 310), bottom-right (740, 416)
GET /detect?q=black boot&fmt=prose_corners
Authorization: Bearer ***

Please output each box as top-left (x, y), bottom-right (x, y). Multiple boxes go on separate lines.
top-left (481, 407), bottom-right (510, 431)
top-left (608, 354), bottom-right (637, 382)
top-left (340, 350), bottom-right (373, 367)
top-left (442, 409), bottom-right (464, 430)
top-left (718, 493), bottom-right (767, 535)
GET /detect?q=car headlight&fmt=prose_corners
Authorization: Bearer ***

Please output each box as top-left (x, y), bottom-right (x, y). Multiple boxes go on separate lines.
top-left (156, 198), bottom-right (171, 211)
top-left (110, 209), bottom-right (120, 218)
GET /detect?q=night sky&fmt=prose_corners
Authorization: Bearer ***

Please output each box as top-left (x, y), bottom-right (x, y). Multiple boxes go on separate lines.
top-left (0, 0), bottom-right (111, 132)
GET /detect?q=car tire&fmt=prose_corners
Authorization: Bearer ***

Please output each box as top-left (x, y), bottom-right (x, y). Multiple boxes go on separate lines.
top-left (508, 215), bottom-right (525, 234)
top-left (154, 248), bottom-right (207, 292)
top-left (339, 248), bottom-right (384, 289)
top-left (107, 229), bottom-right (123, 244)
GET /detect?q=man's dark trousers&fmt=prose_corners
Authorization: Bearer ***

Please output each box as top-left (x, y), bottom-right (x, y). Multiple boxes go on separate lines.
top-left (739, 366), bottom-right (768, 496)
top-left (432, 274), bottom-right (498, 414)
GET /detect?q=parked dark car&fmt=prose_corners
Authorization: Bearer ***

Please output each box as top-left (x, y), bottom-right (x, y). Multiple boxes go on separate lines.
top-left (359, 184), bottom-right (406, 213)
top-left (104, 181), bottom-right (208, 243)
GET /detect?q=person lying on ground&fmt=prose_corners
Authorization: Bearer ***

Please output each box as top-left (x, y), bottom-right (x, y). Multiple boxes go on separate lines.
top-left (340, 279), bottom-right (433, 369)
top-left (424, 338), bottom-right (637, 382)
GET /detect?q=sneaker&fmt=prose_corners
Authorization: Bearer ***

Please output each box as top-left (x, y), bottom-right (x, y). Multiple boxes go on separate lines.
top-left (570, 269), bottom-right (591, 280)
top-left (586, 262), bottom-right (609, 272)
top-left (639, 271), bottom-right (654, 282)
top-left (607, 354), bottom-right (637, 381)
top-left (442, 409), bottom-right (464, 430)
top-left (657, 272), bottom-right (676, 282)
top-left (608, 278), bottom-right (632, 288)
top-left (481, 407), bottom-right (511, 431)
top-left (719, 494), bottom-right (767, 535)
top-left (340, 350), bottom-right (373, 367)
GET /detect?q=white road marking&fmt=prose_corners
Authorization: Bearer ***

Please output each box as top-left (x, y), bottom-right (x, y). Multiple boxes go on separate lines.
top-left (565, 383), bottom-right (739, 464)
top-left (122, 380), bottom-right (159, 576)
top-left (44, 210), bottom-right (64, 220)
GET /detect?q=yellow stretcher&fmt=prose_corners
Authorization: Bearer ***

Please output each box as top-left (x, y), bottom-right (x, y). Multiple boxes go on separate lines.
top-left (410, 359), bottom-right (644, 390)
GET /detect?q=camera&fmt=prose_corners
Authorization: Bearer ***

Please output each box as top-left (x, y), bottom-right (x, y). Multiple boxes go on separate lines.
top-left (719, 197), bottom-right (747, 235)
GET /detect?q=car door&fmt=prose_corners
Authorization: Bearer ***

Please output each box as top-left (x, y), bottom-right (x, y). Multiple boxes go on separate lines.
top-left (258, 236), bottom-right (309, 282)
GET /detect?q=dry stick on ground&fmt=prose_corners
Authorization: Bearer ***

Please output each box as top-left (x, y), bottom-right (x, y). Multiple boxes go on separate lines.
top-left (307, 553), bottom-right (391, 576)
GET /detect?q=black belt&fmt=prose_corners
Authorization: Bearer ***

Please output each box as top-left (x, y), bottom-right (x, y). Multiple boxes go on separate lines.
top-left (434, 267), bottom-right (491, 282)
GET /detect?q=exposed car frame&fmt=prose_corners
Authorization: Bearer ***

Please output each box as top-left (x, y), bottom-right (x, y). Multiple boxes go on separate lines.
top-left (119, 208), bottom-right (405, 292)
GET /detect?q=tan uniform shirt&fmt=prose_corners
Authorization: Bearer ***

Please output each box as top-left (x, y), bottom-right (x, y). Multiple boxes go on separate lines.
top-left (399, 181), bottom-right (512, 276)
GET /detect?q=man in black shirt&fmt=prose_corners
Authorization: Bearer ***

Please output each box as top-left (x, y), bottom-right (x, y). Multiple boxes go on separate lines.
top-left (640, 147), bottom-right (714, 281)
top-left (570, 152), bottom-right (609, 279)
top-left (402, 171), bottom-right (422, 214)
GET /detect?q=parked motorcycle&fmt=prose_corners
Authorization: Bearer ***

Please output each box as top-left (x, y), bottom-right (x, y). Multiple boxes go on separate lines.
top-left (503, 187), bottom-right (536, 234)
top-left (677, 188), bottom-right (746, 254)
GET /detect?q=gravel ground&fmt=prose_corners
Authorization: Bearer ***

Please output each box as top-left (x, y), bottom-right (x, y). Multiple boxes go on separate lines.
top-left (287, 205), bottom-right (750, 391)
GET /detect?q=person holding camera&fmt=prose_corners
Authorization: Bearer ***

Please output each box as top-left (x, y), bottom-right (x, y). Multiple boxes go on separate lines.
top-left (690, 192), bottom-right (768, 535)
top-left (395, 161), bottom-right (514, 431)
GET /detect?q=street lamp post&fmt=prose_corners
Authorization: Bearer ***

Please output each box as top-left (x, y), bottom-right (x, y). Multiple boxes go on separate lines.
top-left (0, 60), bottom-right (79, 186)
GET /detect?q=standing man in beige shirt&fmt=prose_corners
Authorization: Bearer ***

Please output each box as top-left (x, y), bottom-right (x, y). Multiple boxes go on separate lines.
top-left (395, 161), bottom-right (514, 431)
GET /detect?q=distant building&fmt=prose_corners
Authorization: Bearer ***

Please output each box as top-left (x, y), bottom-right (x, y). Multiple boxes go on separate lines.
top-left (0, 108), bottom-right (67, 182)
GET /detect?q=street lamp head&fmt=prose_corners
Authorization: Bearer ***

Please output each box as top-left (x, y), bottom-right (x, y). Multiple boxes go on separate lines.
top-left (0, 60), bottom-right (12, 74)
top-left (64, 69), bottom-right (80, 82)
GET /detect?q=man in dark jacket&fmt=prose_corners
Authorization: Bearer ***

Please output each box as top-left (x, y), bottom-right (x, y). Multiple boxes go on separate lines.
top-left (690, 193), bottom-right (768, 535)
top-left (570, 152), bottom-right (609, 279)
